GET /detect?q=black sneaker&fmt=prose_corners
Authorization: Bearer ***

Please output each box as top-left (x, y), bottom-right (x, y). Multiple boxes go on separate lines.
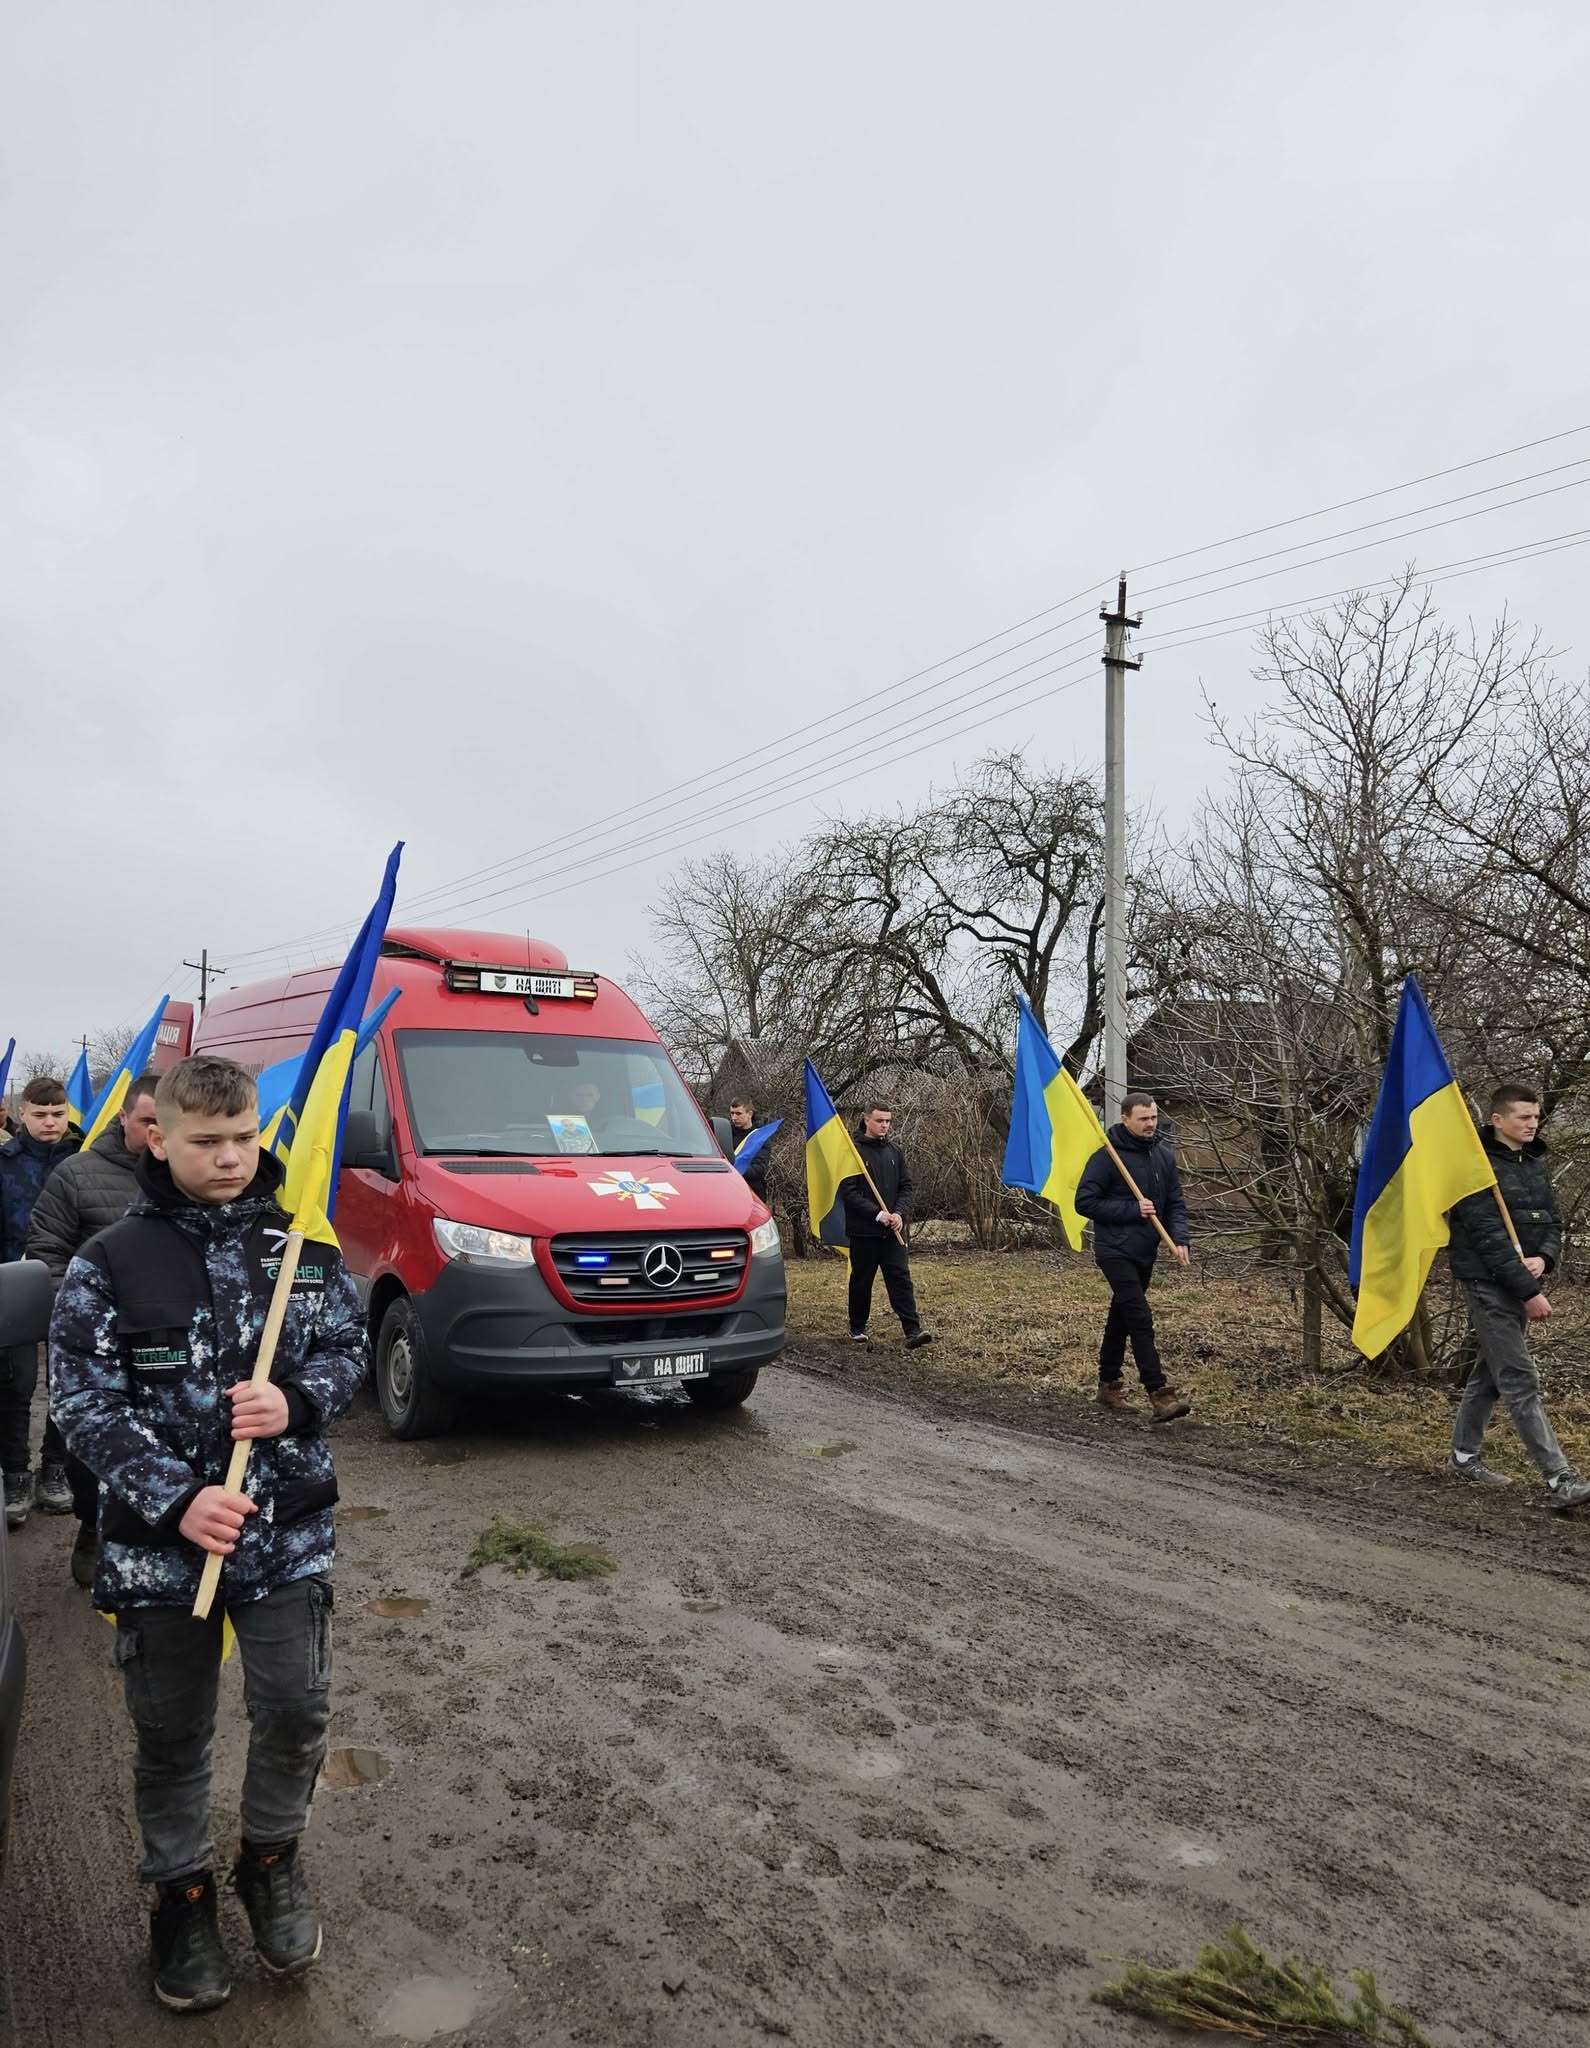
top-left (70, 1521), bottom-right (97, 1589)
top-left (849, 1329), bottom-right (870, 1344)
top-left (904, 1331), bottom-right (934, 1350)
top-left (36, 1460), bottom-right (72, 1515)
top-left (3, 1472), bottom-right (30, 1530)
top-left (151, 1872), bottom-right (232, 2012)
top-left (1548, 1473), bottom-right (1590, 1513)
top-left (233, 1838), bottom-right (323, 1976)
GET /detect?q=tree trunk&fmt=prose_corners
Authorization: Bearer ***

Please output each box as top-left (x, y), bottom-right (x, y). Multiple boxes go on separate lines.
top-left (1301, 1250), bottom-right (1322, 1375)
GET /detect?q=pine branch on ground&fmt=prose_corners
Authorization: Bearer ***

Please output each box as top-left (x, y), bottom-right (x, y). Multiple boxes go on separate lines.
top-left (1091, 1927), bottom-right (1431, 2045)
top-left (466, 1517), bottom-right (616, 1580)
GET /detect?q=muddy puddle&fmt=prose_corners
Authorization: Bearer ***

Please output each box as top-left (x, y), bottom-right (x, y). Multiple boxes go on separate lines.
top-left (365, 1596), bottom-right (431, 1619)
top-left (814, 1439), bottom-right (860, 1457)
top-left (322, 1746), bottom-right (393, 1789)
top-left (339, 1505), bottom-right (390, 1522)
top-left (373, 1972), bottom-right (481, 2039)
top-left (683, 1598), bottom-right (723, 1614)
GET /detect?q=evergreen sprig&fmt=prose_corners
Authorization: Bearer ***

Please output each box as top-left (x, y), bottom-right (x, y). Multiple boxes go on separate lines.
top-left (1092, 1927), bottom-right (1430, 2045)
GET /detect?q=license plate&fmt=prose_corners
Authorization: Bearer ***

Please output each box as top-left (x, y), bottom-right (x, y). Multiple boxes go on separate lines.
top-left (614, 1352), bottom-right (708, 1384)
top-left (480, 970), bottom-right (574, 999)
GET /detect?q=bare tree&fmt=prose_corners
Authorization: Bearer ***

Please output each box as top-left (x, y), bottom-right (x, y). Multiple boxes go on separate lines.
top-left (1143, 578), bottom-right (1551, 1367)
top-left (89, 1024), bottom-right (140, 1091)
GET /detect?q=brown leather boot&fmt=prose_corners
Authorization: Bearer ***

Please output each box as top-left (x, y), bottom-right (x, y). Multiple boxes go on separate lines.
top-left (1096, 1381), bottom-right (1133, 1414)
top-left (1149, 1385), bottom-right (1191, 1423)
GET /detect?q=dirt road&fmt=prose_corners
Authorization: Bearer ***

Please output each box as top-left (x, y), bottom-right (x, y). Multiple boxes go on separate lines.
top-left (3, 1361), bottom-right (1587, 2047)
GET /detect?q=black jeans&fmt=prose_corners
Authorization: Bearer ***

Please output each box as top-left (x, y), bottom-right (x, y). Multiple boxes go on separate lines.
top-left (1097, 1255), bottom-right (1164, 1390)
top-left (113, 1576), bottom-right (334, 1884)
top-left (0, 1343), bottom-right (65, 1476)
top-left (848, 1237), bottom-right (921, 1336)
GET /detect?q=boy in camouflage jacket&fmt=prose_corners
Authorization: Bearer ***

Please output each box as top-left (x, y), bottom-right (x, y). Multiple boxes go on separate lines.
top-left (51, 1055), bottom-right (369, 2012)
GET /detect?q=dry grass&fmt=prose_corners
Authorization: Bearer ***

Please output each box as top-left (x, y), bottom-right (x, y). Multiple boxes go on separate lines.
top-left (784, 1249), bottom-right (1590, 1485)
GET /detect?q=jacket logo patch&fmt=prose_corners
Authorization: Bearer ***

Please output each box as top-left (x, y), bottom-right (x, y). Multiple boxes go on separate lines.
top-left (130, 1344), bottom-right (188, 1368)
top-left (262, 1257), bottom-right (326, 1289)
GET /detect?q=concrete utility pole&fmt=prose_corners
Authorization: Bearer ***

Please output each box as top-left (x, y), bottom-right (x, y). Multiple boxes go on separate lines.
top-left (183, 948), bottom-right (227, 1017)
top-left (1101, 573), bottom-right (1143, 1121)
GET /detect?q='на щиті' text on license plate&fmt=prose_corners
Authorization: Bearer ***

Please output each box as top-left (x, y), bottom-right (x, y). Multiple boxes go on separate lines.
top-left (614, 1352), bottom-right (708, 1384)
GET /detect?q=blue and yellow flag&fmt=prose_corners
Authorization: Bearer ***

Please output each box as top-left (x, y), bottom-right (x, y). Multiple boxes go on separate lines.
top-left (257, 988), bottom-right (401, 1153)
top-left (271, 844), bottom-right (403, 1244)
top-left (734, 1119), bottom-right (782, 1176)
top-left (66, 1049), bottom-right (94, 1128)
top-left (82, 998), bottom-right (169, 1150)
top-left (804, 1060), bottom-right (865, 1251)
top-left (1349, 978), bottom-right (1496, 1357)
top-left (1000, 994), bottom-right (1106, 1251)
top-left (0, 1038), bottom-right (14, 1115)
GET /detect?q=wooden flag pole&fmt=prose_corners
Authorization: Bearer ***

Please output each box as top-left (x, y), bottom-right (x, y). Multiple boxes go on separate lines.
top-left (192, 1229), bottom-right (306, 1621)
top-left (850, 1155), bottom-right (907, 1246)
top-left (1101, 1135), bottom-right (1182, 1256)
top-left (1491, 1185), bottom-right (1532, 1268)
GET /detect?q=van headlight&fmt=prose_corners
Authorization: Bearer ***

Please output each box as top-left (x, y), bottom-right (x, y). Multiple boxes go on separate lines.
top-left (749, 1218), bottom-right (780, 1256)
top-left (434, 1219), bottom-right (537, 1266)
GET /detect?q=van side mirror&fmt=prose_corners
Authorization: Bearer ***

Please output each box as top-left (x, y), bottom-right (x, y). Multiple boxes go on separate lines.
top-left (343, 1110), bottom-right (395, 1178)
top-left (711, 1116), bottom-right (735, 1158)
top-left (0, 1260), bottom-right (53, 1349)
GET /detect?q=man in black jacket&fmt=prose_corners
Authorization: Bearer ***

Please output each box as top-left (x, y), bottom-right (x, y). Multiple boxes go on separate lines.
top-left (26, 1072), bottom-right (161, 1578)
top-left (1074, 1093), bottom-right (1191, 1422)
top-left (0, 1075), bottom-right (82, 1525)
top-left (728, 1098), bottom-right (770, 1204)
top-left (841, 1103), bottom-right (932, 1349)
top-left (1445, 1084), bottom-right (1590, 1508)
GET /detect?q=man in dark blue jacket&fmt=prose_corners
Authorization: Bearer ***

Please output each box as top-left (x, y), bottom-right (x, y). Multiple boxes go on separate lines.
top-left (0, 1074), bottom-right (82, 1525)
top-left (52, 1055), bottom-right (368, 2012)
top-left (1074, 1093), bottom-right (1191, 1422)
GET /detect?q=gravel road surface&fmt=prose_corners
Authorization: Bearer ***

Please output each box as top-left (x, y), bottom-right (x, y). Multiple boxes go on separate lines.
top-left (3, 1361), bottom-right (1586, 2047)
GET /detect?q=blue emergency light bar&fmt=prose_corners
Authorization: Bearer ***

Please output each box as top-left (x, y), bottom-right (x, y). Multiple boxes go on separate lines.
top-left (575, 1253), bottom-right (610, 1267)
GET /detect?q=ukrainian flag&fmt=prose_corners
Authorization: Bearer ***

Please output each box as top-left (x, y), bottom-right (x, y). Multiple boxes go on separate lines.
top-left (1000, 994), bottom-right (1106, 1251)
top-left (81, 998), bottom-right (169, 1150)
top-left (66, 1049), bottom-right (94, 1129)
top-left (734, 1119), bottom-right (782, 1175)
top-left (804, 1059), bottom-right (864, 1251)
top-left (1349, 977), bottom-right (1496, 1358)
top-left (257, 987), bottom-right (402, 1153)
top-left (0, 1038), bottom-right (12, 1111)
top-left (271, 843), bottom-right (403, 1244)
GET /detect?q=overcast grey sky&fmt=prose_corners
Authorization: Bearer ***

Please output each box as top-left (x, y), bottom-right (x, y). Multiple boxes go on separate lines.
top-left (6, 1), bottom-right (1589, 1056)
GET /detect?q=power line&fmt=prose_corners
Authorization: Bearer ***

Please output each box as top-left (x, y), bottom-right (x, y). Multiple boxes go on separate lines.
top-left (1127, 420), bottom-right (1590, 574)
top-left (1134, 526), bottom-right (1590, 649)
top-left (220, 595), bottom-right (1111, 971)
top-left (216, 423), bottom-right (1590, 974)
top-left (1133, 463), bottom-right (1590, 603)
top-left (221, 638), bottom-right (1109, 975)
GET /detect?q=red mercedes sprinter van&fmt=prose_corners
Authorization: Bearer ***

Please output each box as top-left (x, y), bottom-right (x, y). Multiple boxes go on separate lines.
top-left (192, 928), bottom-right (786, 1437)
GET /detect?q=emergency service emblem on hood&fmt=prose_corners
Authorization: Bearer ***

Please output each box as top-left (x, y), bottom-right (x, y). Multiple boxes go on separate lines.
top-left (589, 1172), bottom-right (678, 1212)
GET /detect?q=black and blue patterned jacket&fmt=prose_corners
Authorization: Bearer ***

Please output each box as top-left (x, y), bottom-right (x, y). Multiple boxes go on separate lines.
top-left (50, 1149), bottom-right (369, 1612)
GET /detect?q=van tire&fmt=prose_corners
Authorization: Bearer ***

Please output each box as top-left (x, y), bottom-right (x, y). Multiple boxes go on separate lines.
top-left (687, 1367), bottom-right (759, 1411)
top-left (376, 1297), bottom-right (456, 1440)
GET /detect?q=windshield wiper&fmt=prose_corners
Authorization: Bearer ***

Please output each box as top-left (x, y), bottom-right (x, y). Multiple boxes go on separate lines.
top-left (432, 1147), bottom-right (536, 1158)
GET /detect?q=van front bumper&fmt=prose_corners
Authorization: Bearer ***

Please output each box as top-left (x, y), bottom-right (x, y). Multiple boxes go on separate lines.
top-left (412, 1250), bottom-right (786, 1391)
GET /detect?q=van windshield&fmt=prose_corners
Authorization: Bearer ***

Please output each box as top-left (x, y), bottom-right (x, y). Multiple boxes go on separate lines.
top-left (393, 1029), bottom-right (720, 1159)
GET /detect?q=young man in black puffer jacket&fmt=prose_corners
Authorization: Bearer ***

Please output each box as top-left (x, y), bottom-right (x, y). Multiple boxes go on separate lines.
top-left (1074, 1092), bottom-right (1192, 1423)
top-left (840, 1102), bottom-right (933, 1349)
top-left (1445, 1082), bottom-right (1590, 1509)
top-left (27, 1072), bottom-right (162, 1578)
top-left (52, 1055), bottom-right (369, 2012)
